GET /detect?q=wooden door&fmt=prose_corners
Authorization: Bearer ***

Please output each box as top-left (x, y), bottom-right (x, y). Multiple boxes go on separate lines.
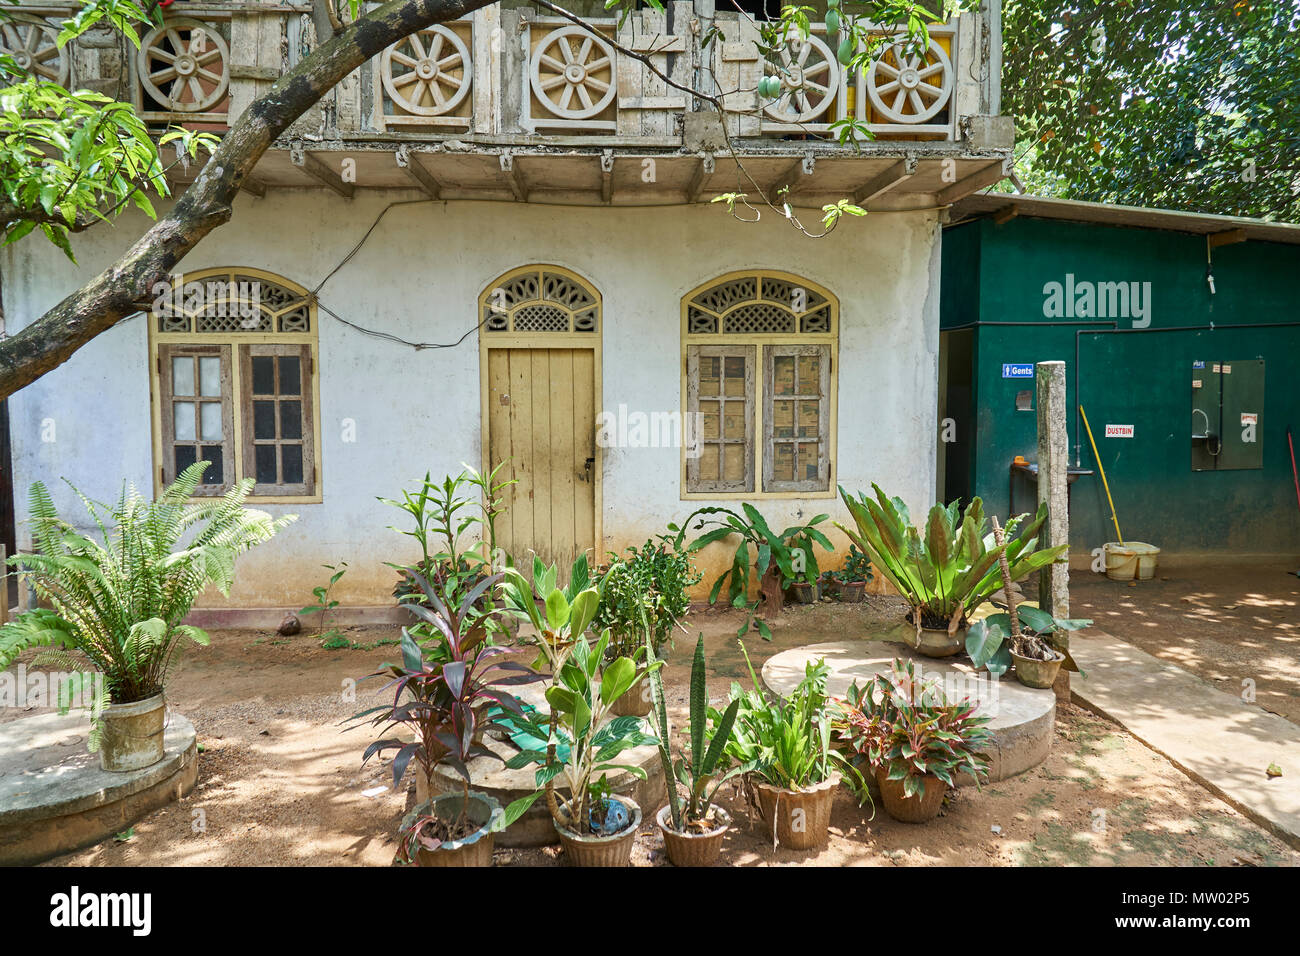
top-left (486, 347), bottom-right (596, 572)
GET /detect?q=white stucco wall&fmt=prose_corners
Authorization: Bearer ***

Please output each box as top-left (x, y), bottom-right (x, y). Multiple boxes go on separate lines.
top-left (2, 190), bottom-right (941, 608)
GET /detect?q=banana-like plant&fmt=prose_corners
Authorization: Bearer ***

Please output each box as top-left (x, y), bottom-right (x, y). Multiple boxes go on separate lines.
top-left (0, 462), bottom-right (294, 711)
top-left (648, 632), bottom-right (741, 832)
top-left (835, 484), bottom-right (1067, 637)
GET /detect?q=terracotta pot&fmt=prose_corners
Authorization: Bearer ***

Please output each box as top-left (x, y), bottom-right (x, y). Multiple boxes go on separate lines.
top-left (902, 619), bottom-right (966, 658)
top-left (787, 582), bottom-right (819, 604)
top-left (656, 804), bottom-right (730, 866)
top-left (407, 791), bottom-right (502, 867)
top-left (609, 674), bottom-right (653, 717)
top-left (554, 794), bottom-right (641, 866)
top-left (100, 693), bottom-right (166, 772)
top-left (1012, 648), bottom-right (1065, 689)
top-left (752, 775), bottom-right (839, 850)
top-left (876, 769), bottom-right (947, 823)
top-left (837, 581), bottom-right (865, 603)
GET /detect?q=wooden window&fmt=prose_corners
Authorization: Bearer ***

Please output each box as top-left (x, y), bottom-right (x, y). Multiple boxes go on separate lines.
top-left (763, 344), bottom-right (830, 492)
top-left (239, 344), bottom-right (315, 496)
top-left (158, 344), bottom-right (234, 492)
top-left (686, 345), bottom-right (755, 493)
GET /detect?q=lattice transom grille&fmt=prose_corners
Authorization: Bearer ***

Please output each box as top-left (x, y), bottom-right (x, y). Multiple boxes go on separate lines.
top-left (686, 274), bottom-right (834, 336)
top-left (483, 269), bottom-right (600, 334)
top-left (154, 273), bottom-right (312, 334)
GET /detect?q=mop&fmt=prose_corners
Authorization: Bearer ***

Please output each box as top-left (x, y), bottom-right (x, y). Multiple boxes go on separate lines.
top-left (1288, 426), bottom-right (1300, 577)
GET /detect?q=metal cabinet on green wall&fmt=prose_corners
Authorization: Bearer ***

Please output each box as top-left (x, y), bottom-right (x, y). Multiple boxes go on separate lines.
top-left (1190, 359), bottom-right (1264, 471)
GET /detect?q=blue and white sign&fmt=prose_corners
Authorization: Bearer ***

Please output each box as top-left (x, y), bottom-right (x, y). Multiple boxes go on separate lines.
top-left (1002, 363), bottom-right (1035, 379)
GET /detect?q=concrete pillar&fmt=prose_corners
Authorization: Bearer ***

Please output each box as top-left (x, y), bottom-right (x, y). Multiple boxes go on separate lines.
top-left (1036, 360), bottom-right (1070, 700)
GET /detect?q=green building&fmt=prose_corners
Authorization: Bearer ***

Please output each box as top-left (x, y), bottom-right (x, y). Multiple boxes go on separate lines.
top-left (939, 195), bottom-right (1300, 562)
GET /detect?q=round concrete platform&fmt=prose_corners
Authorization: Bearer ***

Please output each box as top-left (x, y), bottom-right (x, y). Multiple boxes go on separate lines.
top-left (0, 710), bottom-right (198, 865)
top-left (415, 684), bottom-right (664, 847)
top-left (762, 641), bottom-right (1055, 784)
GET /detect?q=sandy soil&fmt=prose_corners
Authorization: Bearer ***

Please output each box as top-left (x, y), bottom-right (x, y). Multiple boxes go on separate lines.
top-left (33, 593), bottom-right (1297, 867)
top-left (1069, 561), bottom-right (1300, 725)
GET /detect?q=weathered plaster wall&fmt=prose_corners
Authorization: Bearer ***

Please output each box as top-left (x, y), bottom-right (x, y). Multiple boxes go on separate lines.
top-left (2, 191), bottom-right (941, 608)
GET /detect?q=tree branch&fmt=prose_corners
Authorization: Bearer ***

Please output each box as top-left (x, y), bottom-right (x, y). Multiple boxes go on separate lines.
top-left (0, 0), bottom-right (493, 399)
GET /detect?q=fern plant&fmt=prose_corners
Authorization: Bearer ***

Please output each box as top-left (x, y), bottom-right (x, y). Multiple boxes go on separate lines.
top-left (0, 462), bottom-right (294, 706)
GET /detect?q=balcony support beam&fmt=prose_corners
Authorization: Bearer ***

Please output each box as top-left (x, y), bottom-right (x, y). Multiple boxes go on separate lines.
top-left (290, 145), bottom-right (354, 200)
top-left (500, 151), bottom-right (528, 202)
top-left (771, 151), bottom-right (815, 200)
top-left (687, 152), bottom-right (715, 204)
top-left (935, 159), bottom-right (1008, 206)
top-left (600, 149), bottom-right (614, 204)
top-left (396, 145), bottom-right (441, 200)
top-left (854, 155), bottom-right (918, 204)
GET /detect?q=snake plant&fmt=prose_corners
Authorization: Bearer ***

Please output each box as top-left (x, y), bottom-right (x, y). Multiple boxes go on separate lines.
top-left (835, 484), bottom-right (1067, 636)
top-left (649, 633), bottom-right (741, 832)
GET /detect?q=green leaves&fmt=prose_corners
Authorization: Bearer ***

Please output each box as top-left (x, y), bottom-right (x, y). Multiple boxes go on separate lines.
top-left (4, 463), bottom-right (293, 703)
top-left (0, 75), bottom-right (217, 259)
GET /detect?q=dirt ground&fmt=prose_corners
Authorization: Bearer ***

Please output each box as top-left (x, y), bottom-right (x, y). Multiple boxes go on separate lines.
top-left (1070, 560), bottom-right (1300, 725)
top-left (32, 590), bottom-right (1298, 867)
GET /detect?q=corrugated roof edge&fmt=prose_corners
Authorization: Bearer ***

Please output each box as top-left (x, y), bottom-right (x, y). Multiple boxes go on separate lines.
top-left (947, 193), bottom-right (1300, 245)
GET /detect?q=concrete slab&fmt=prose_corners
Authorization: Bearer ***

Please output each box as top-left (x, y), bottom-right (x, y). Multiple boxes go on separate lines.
top-left (0, 709), bottom-right (197, 864)
top-left (1071, 629), bottom-right (1300, 849)
top-left (762, 641), bottom-right (1056, 783)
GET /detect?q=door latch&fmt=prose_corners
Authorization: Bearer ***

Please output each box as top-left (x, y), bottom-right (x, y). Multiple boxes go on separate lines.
top-left (582, 456), bottom-right (595, 482)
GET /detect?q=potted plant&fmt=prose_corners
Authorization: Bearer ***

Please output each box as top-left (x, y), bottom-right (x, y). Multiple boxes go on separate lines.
top-left (822, 544), bottom-right (872, 602)
top-left (380, 463), bottom-right (513, 619)
top-left (965, 517), bottom-right (1091, 688)
top-left (646, 633), bottom-right (741, 866)
top-left (966, 605), bottom-right (1091, 688)
top-left (836, 484), bottom-right (1067, 657)
top-left (783, 531), bottom-right (822, 604)
top-left (501, 634), bottom-right (658, 866)
top-left (500, 563), bottom-right (657, 866)
top-left (723, 644), bottom-right (866, 850)
top-left (836, 659), bottom-right (992, 823)
top-left (594, 535), bottom-right (701, 716)
top-left (669, 505), bottom-right (832, 640)
top-left (0, 463), bottom-right (292, 772)
top-left (352, 571), bottom-right (540, 866)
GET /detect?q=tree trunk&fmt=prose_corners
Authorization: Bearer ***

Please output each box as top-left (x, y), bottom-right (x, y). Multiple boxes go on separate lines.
top-left (0, 0), bottom-right (493, 399)
top-left (758, 564), bottom-right (784, 621)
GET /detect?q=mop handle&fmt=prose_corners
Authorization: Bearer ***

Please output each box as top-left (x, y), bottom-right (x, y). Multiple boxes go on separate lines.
top-left (1288, 426), bottom-right (1300, 516)
top-left (1079, 404), bottom-right (1124, 545)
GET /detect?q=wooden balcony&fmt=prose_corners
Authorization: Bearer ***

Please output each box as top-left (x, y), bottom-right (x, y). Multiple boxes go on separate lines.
top-left (4, 0), bottom-right (1012, 206)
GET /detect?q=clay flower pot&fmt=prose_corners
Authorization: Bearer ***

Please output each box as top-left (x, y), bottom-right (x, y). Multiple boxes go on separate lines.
top-left (407, 791), bottom-right (502, 867)
top-left (554, 794), bottom-right (641, 866)
top-left (1011, 648), bottom-right (1065, 689)
top-left (787, 581), bottom-right (819, 604)
top-left (876, 770), bottom-right (947, 823)
top-left (752, 775), bottom-right (839, 850)
top-left (656, 804), bottom-right (731, 866)
top-left (100, 693), bottom-right (166, 772)
top-left (837, 581), bottom-right (865, 603)
top-left (903, 620), bottom-right (966, 658)
top-left (609, 677), bottom-right (653, 717)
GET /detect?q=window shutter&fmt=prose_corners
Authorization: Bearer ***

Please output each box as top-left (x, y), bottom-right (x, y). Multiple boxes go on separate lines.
top-left (763, 344), bottom-right (830, 493)
top-left (239, 343), bottom-right (316, 496)
top-left (685, 344), bottom-right (755, 494)
top-left (157, 343), bottom-right (234, 494)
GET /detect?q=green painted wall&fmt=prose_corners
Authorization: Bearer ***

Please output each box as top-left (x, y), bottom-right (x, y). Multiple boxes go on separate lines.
top-left (940, 216), bottom-right (1300, 556)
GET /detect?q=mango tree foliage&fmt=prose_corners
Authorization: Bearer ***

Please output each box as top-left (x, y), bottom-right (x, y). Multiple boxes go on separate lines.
top-left (1000, 0), bottom-right (1300, 220)
top-left (0, 0), bottom-right (216, 258)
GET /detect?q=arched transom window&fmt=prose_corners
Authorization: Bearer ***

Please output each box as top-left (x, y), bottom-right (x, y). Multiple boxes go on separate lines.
top-left (150, 267), bottom-right (320, 501)
top-left (682, 271), bottom-right (837, 497)
top-left (481, 267), bottom-right (600, 334)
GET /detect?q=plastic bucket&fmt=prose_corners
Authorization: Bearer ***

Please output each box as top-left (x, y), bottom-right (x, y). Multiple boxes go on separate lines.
top-left (1103, 542), bottom-right (1160, 581)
